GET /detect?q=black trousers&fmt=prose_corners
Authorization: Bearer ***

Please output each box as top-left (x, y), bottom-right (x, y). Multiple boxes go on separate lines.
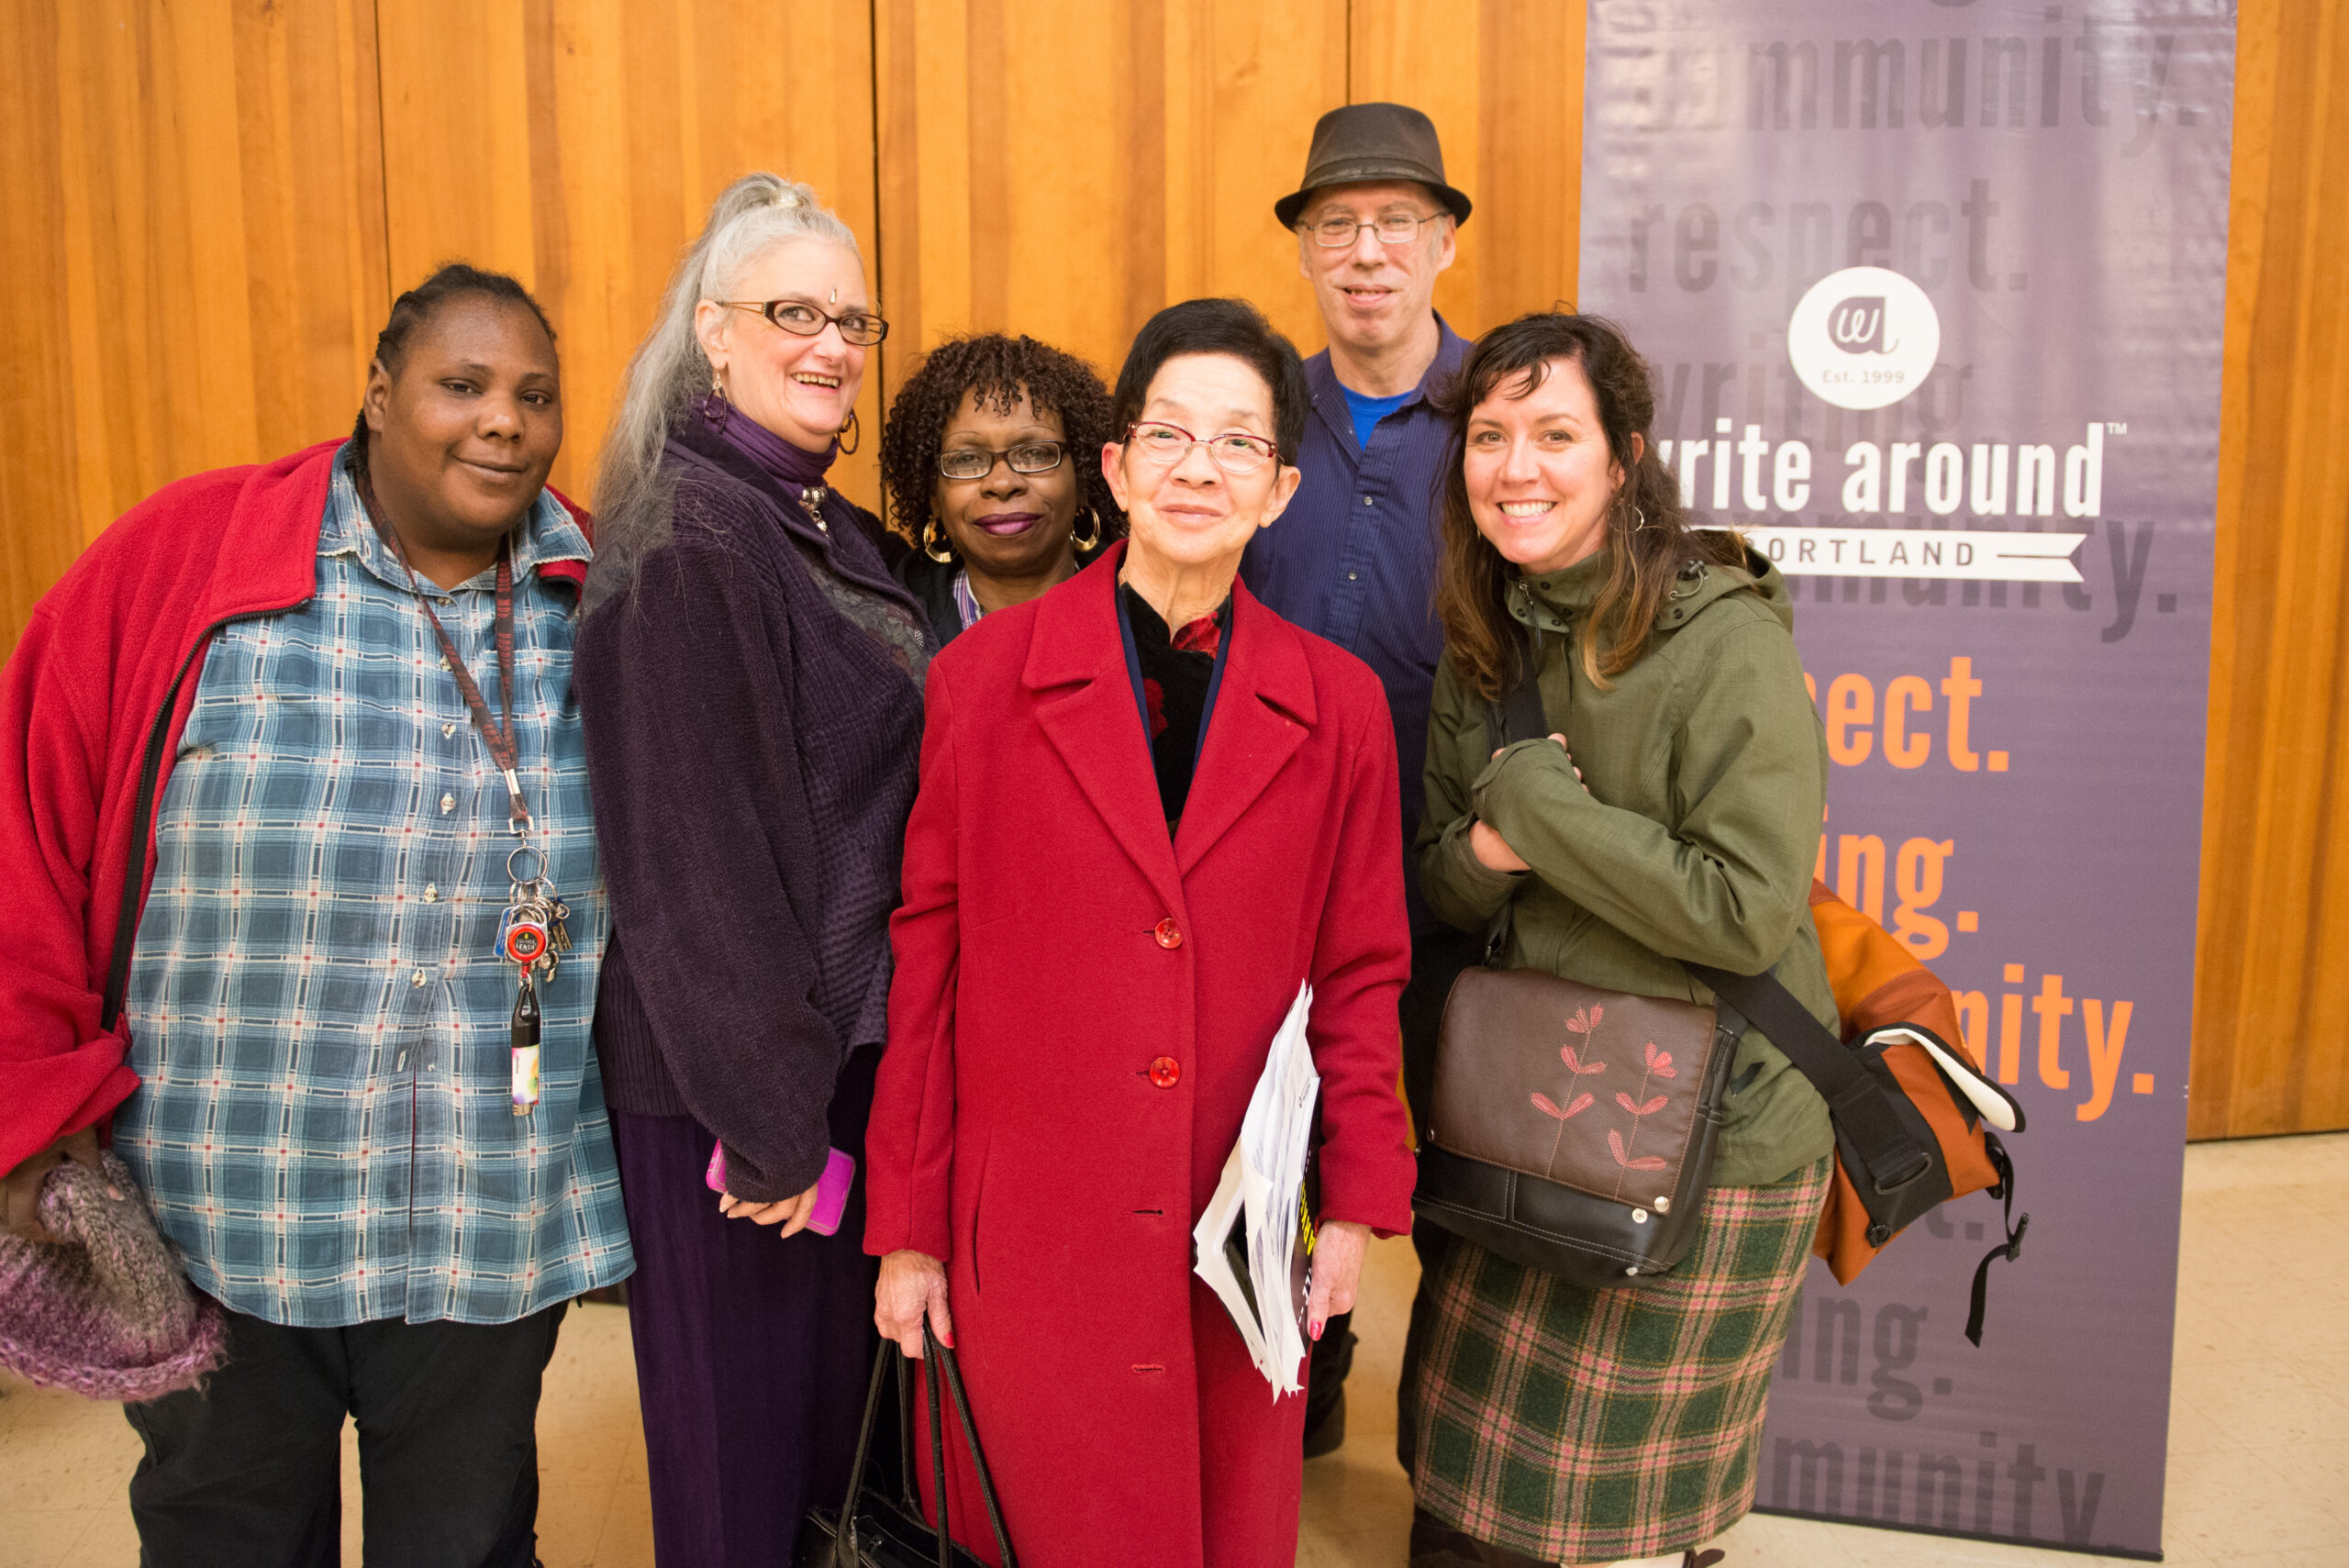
top-left (1307, 925), bottom-right (1486, 1440)
top-left (121, 1300), bottom-right (567, 1568)
top-left (1393, 925), bottom-right (1484, 1472)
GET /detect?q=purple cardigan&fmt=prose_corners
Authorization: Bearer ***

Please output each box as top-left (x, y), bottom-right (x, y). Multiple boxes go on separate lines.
top-left (576, 418), bottom-right (928, 1203)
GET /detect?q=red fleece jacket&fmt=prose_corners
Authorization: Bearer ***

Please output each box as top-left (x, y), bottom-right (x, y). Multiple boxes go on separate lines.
top-left (0, 440), bottom-right (586, 1177)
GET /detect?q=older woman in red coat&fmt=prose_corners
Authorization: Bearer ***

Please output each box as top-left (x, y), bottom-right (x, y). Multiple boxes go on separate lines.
top-left (864, 298), bottom-right (1418, 1568)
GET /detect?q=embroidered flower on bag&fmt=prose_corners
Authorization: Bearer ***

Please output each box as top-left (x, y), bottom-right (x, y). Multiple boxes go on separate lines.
top-left (1609, 1129), bottom-right (1668, 1172)
top-left (1607, 1040), bottom-right (1675, 1174)
top-left (1537, 1005), bottom-right (1614, 1174)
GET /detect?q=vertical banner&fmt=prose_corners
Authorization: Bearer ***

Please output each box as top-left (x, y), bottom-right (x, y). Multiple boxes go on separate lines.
top-left (1577, 2), bottom-right (2232, 1557)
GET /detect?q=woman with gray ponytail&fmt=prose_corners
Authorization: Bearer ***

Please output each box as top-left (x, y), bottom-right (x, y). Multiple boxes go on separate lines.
top-left (574, 173), bottom-right (930, 1567)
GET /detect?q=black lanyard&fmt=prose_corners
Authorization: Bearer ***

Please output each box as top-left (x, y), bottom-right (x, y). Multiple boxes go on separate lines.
top-left (353, 470), bottom-right (531, 829)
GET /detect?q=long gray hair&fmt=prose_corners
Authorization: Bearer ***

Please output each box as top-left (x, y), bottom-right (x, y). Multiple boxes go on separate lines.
top-left (588, 172), bottom-right (861, 606)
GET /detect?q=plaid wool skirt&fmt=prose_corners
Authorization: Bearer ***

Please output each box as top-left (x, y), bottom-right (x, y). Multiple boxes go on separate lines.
top-left (1406, 1157), bottom-right (1833, 1563)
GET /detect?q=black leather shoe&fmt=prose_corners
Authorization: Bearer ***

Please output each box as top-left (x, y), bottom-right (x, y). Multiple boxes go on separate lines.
top-left (1407, 1507), bottom-right (1557, 1568)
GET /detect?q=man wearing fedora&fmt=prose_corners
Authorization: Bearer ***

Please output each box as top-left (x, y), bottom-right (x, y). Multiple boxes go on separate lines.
top-left (1241, 100), bottom-right (1478, 1462)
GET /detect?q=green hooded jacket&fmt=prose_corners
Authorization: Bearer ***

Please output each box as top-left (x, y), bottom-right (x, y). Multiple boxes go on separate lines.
top-left (1416, 545), bottom-right (1836, 1187)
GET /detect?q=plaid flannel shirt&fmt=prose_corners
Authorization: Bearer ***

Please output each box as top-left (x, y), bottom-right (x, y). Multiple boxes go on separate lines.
top-left (114, 447), bottom-right (630, 1327)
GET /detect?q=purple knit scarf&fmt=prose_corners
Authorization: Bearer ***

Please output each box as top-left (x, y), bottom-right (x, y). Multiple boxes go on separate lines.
top-left (711, 400), bottom-right (839, 490)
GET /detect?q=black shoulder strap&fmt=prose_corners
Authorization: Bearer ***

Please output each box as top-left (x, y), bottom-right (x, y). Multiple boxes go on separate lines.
top-left (1965, 1131), bottom-right (2026, 1346)
top-left (1484, 626), bottom-right (1549, 751)
top-left (100, 639), bottom-right (212, 1032)
top-left (1476, 628), bottom-right (1551, 962)
top-left (1685, 962), bottom-right (1933, 1198)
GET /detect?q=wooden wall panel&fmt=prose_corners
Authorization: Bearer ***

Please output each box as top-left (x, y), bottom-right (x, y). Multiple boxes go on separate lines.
top-left (1350, 0), bottom-right (1585, 338)
top-left (874, 0), bottom-right (1348, 447)
top-left (2189, 0), bottom-right (2349, 1139)
top-left (0, 0), bottom-right (387, 650)
top-left (375, 0), bottom-right (884, 507)
top-left (2, 0), bottom-right (2343, 1140)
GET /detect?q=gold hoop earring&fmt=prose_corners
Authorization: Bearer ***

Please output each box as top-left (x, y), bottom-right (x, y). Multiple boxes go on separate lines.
top-left (921, 517), bottom-right (954, 563)
top-left (1071, 506), bottom-right (1103, 553)
top-left (837, 409), bottom-right (862, 456)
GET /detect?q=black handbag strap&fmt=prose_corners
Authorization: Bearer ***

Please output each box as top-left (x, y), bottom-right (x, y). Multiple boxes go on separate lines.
top-left (101, 639), bottom-right (212, 1031)
top-left (1485, 626), bottom-right (1549, 751)
top-left (1477, 628), bottom-right (1551, 962)
top-left (1687, 963), bottom-right (1934, 1203)
top-left (1965, 1131), bottom-right (2028, 1347)
top-left (931, 1324), bottom-right (1016, 1565)
top-left (923, 1351), bottom-right (950, 1568)
top-left (825, 1330), bottom-right (1019, 1568)
top-left (822, 1343), bottom-right (899, 1568)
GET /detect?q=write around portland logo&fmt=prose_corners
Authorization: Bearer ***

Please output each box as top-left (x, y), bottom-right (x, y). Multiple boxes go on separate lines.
top-left (1787, 266), bottom-right (1941, 411)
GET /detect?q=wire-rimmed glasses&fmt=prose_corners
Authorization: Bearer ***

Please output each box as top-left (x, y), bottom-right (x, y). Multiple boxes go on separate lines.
top-left (1300, 212), bottom-right (1447, 249)
top-left (936, 441), bottom-right (1067, 482)
top-left (718, 299), bottom-right (889, 346)
top-left (1123, 421), bottom-right (1278, 476)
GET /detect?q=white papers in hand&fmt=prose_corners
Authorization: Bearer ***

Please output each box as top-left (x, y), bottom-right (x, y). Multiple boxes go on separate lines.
top-left (1192, 981), bottom-right (1319, 1396)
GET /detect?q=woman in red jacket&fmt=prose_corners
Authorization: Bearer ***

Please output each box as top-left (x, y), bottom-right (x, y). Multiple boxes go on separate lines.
top-left (863, 298), bottom-right (1419, 1568)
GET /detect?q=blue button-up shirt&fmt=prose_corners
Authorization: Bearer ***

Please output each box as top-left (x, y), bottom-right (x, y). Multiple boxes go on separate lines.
top-left (1242, 317), bottom-right (1470, 931)
top-left (116, 447), bottom-right (630, 1328)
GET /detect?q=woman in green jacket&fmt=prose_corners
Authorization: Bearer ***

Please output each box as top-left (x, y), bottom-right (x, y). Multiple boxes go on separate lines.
top-left (1401, 313), bottom-right (1836, 1568)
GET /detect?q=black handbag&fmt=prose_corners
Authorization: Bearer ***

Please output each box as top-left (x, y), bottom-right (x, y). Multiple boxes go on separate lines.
top-left (796, 1323), bottom-right (1018, 1568)
top-left (1411, 627), bottom-right (1750, 1289)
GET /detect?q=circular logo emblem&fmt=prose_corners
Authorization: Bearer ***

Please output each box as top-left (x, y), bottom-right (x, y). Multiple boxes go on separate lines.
top-left (1787, 266), bottom-right (1941, 411)
top-left (504, 923), bottom-right (548, 965)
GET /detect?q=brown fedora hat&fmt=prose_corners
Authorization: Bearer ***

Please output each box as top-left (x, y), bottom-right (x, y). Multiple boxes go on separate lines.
top-left (1275, 102), bottom-right (1473, 230)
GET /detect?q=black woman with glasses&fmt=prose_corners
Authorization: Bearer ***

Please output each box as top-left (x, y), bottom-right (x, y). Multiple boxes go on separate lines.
top-left (879, 333), bottom-right (1124, 646)
top-left (865, 298), bottom-right (1417, 1567)
top-left (574, 172), bottom-right (930, 1568)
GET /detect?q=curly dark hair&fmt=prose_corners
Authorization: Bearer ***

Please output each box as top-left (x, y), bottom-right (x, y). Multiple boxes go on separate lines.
top-left (879, 333), bottom-right (1124, 550)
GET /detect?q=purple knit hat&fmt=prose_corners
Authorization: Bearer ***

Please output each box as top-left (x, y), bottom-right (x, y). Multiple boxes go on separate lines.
top-left (0, 1151), bottom-right (225, 1401)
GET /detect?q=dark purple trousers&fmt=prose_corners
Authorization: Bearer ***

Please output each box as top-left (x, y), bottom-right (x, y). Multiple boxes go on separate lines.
top-left (610, 1049), bottom-right (881, 1568)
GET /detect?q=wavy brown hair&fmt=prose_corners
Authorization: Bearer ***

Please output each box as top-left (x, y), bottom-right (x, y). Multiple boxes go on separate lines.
top-left (1432, 313), bottom-right (1744, 699)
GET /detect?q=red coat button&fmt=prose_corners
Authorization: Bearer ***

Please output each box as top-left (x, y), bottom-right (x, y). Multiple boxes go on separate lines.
top-left (1149, 1057), bottom-right (1181, 1088)
top-left (1153, 918), bottom-right (1183, 950)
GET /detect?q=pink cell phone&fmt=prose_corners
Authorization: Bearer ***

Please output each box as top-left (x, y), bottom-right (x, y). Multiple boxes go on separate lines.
top-left (706, 1142), bottom-right (856, 1238)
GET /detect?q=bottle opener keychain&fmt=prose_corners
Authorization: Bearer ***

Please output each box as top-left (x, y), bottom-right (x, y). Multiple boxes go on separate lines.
top-left (498, 841), bottom-right (571, 1117)
top-left (354, 462), bottom-right (569, 1119)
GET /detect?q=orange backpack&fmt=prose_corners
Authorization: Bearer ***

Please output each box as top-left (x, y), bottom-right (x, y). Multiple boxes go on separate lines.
top-left (1692, 880), bottom-right (2027, 1343)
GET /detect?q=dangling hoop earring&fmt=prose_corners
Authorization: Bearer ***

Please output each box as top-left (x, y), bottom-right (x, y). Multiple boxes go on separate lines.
top-left (837, 408), bottom-right (862, 456)
top-left (1070, 506), bottom-right (1104, 553)
top-left (921, 517), bottom-right (955, 564)
top-left (697, 362), bottom-right (732, 430)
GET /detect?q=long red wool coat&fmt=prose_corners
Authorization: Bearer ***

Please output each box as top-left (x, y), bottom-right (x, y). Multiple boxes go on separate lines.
top-left (863, 549), bottom-right (1418, 1568)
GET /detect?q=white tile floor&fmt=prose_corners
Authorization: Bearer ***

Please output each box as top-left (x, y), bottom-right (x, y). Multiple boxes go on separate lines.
top-left (2, 1131), bottom-right (2341, 1567)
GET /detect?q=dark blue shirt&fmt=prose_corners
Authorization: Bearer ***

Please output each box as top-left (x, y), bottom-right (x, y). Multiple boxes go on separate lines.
top-left (1241, 317), bottom-right (1470, 934)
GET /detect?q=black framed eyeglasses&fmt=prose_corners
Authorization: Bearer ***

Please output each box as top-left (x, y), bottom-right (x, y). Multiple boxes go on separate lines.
top-left (937, 441), bottom-right (1067, 482)
top-left (719, 299), bottom-right (889, 346)
top-left (1124, 421), bottom-right (1277, 476)
top-left (1300, 212), bottom-right (1446, 249)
